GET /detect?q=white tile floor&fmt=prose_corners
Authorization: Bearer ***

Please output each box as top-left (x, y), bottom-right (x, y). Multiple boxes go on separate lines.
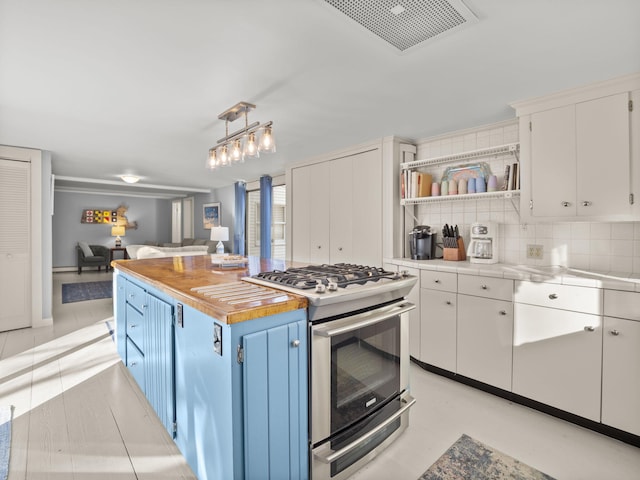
top-left (1, 271), bottom-right (639, 479)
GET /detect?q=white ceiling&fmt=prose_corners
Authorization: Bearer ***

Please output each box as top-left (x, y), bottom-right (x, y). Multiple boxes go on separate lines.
top-left (1, 0), bottom-right (639, 196)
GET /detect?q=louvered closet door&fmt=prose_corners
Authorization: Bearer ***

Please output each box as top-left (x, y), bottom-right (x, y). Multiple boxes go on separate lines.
top-left (0, 158), bottom-right (31, 331)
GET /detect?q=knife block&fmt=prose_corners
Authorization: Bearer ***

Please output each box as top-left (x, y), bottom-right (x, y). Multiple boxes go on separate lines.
top-left (443, 237), bottom-right (466, 261)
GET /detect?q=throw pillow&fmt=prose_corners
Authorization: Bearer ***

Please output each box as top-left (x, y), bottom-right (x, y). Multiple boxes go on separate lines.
top-left (181, 238), bottom-right (195, 246)
top-left (193, 239), bottom-right (206, 245)
top-left (78, 241), bottom-right (94, 257)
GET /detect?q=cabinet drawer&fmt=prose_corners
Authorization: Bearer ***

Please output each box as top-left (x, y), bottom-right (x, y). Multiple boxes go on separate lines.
top-left (458, 275), bottom-right (513, 301)
top-left (420, 270), bottom-right (457, 293)
top-left (126, 338), bottom-right (145, 392)
top-left (604, 290), bottom-right (640, 321)
top-left (126, 304), bottom-right (145, 349)
top-left (514, 281), bottom-right (602, 315)
top-left (126, 280), bottom-right (147, 313)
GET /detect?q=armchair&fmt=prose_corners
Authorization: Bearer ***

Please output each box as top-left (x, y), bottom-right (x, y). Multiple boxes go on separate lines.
top-left (76, 243), bottom-right (110, 274)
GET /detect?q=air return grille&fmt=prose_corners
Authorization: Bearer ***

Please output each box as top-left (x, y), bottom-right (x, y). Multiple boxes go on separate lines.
top-left (323, 0), bottom-right (478, 52)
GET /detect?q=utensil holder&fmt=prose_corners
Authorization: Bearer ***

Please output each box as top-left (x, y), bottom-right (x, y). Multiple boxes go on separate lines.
top-left (443, 237), bottom-right (466, 261)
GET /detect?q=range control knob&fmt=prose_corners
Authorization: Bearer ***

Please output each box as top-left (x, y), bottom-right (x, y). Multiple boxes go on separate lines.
top-left (315, 283), bottom-right (326, 293)
top-left (327, 281), bottom-right (338, 291)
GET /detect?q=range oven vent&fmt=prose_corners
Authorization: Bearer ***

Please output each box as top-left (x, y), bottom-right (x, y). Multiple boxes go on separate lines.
top-left (322, 0), bottom-right (478, 52)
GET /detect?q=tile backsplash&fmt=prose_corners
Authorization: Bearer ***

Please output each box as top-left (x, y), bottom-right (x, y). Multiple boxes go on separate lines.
top-left (414, 120), bottom-right (640, 274)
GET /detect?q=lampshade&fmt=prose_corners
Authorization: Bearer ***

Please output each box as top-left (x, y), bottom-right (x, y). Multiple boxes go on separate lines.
top-left (111, 226), bottom-right (126, 237)
top-left (210, 226), bottom-right (229, 255)
top-left (210, 226), bottom-right (229, 241)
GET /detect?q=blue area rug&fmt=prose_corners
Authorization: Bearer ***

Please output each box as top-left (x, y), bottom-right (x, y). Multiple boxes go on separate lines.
top-left (62, 281), bottom-right (113, 304)
top-left (419, 434), bottom-right (556, 480)
top-left (0, 406), bottom-right (12, 480)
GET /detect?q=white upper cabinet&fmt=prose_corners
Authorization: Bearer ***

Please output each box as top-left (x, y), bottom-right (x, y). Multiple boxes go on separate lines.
top-left (289, 144), bottom-right (383, 266)
top-left (512, 73), bottom-right (640, 222)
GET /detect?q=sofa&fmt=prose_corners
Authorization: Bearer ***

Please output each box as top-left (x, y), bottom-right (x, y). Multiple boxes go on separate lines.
top-left (76, 242), bottom-right (110, 273)
top-left (125, 238), bottom-right (217, 260)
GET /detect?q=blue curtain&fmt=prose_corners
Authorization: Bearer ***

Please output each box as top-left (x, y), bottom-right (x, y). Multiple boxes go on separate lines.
top-left (259, 175), bottom-right (272, 259)
top-left (234, 181), bottom-right (246, 255)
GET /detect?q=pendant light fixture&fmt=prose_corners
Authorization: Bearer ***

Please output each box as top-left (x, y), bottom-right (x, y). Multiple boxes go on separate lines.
top-left (206, 102), bottom-right (275, 170)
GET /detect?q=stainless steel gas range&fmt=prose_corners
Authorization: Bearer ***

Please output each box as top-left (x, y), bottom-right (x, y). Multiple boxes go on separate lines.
top-left (244, 263), bottom-right (417, 480)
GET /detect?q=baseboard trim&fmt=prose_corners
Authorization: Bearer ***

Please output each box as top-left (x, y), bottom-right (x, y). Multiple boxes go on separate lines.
top-left (411, 357), bottom-right (640, 448)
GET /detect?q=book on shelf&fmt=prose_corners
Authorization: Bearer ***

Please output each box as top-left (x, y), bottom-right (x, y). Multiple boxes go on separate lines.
top-left (401, 171), bottom-right (433, 198)
top-left (501, 164), bottom-right (510, 191)
top-left (504, 162), bottom-right (520, 191)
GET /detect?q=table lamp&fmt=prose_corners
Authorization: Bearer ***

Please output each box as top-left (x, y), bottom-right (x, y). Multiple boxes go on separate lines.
top-left (111, 226), bottom-right (125, 247)
top-left (210, 226), bottom-right (229, 254)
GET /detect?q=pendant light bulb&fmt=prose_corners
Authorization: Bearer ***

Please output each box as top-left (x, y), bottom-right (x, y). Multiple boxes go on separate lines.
top-left (259, 125), bottom-right (276, 153)
top-left (207, 148), bottom-right (217, 169)
top-left (231, 139), bottom-right (243, 162)
top-left (219, 144), bottom-right (230, 166)
top-left (243, 132), bottom-right (259, 159)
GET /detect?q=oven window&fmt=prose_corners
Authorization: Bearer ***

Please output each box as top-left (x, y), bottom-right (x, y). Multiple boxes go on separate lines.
top-left (331, 315), bottom-right (400, 433)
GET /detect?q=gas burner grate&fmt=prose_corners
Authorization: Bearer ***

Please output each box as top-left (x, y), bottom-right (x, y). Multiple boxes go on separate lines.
top-left (252, 263), bottom-right (396, 290)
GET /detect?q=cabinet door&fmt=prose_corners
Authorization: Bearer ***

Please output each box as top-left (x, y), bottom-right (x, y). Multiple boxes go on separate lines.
top-left (243, 320), bottom-right (308, 480)
top-left (530, 105), bottom-right (577, 217)
top-left (576, 92), bottom-right (631, 217)
top-left (329, 156), bottom-right (353, 264)
top-left (457, 295), bottom-right (513, 391)
top-left (602, 317), bottom-right (640, 436)
top-left (419, 289), bottom-right (456, 371)
top-left (143, 294), bottom-right (175, 437)
top-left (349, 149), bottom-right (382, 266)
top-left (513, 303), bottom-right (602, 421)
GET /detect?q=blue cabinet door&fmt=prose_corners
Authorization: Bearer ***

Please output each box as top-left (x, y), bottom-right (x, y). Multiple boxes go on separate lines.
top-left (143, 293), bottom-right (175, 437)
top-left (243, 319), bottom-right (308, 480)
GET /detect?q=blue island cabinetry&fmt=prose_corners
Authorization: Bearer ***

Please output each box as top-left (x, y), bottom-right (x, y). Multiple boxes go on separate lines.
top-left (113, 271), bottom-right (309, 480)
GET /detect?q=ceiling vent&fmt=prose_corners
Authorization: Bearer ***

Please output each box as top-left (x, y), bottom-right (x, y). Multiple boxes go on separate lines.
top-left (322, 0), bottom-right (478, 53)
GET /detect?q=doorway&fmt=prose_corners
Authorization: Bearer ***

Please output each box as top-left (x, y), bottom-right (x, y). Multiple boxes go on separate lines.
top-left (246, 184), bottom-right (286, 260)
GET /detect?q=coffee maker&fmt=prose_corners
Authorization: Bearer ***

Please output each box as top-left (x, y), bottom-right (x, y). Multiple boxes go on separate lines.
top-left (409, 225), bottom-right (436, 260)
top-left (467, 222), bottom-right (499, 264)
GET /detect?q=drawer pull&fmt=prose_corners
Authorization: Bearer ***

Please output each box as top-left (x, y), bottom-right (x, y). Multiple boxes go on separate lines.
top-left (128, 293), bottom-right (135, 298)
top-left (291, 339), bottom-right (301, 348)
top-left (609, 329), bottom-right (620, 336)
top-left (434, 279), bottom-right (441, 284)
top-left (582, 200), bottom-right (592, 207)
top-left (129, 324), bottom-right (138, 328)
top-left (130, 362), bottom-right (137, 366)
top-left (548, 293), bottom-right (558, 300)
top-left (584, 326), bottom-right (595, 332)
top-left (481, 285), bottom-right (488, 290)
top-left (445, 301), bottom-right (452, 306)
top-left (499, 310), bottom-right (507, 316)
top-left (561, 201), bottom-right (571, 207)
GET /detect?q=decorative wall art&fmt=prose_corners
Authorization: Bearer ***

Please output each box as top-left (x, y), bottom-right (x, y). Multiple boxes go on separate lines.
top-left (81, 204), bottom-right (138, 229)
top-left (203, 202), bottom-right (221, 229)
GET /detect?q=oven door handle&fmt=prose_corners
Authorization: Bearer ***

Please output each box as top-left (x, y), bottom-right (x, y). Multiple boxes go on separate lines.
top-left (313, 302), bottom-right (415, 338)
top-left (313, 394), bottom-right (416, 464)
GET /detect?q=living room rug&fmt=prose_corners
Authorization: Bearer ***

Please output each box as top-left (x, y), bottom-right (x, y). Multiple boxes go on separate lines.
top-left (419, 434), bottom-right (556, 480)
top-left (0, 406), bottom-right (12, 480)
top-left (62, 281), bottom-right (113, 304)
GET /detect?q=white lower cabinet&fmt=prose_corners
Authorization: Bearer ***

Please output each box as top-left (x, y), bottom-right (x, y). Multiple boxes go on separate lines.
top-left (512, 303), bottom-right (602, 422)
top-left (601, 289), bottom-right (640, 436)
top-left (420, 288), bottom-right (457, 371)
top-left (457, 294), bottom-right (513, 391)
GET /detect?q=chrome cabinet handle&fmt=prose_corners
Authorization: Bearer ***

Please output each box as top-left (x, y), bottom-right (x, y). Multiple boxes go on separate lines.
top-left (291, 339), bottom-right (300, 347)
top-left (609, 329), bottom-right (620, 336)
top-left (499, 310), bottom-right (507, 316)
top-left (434, 279), bottom-right (441, 284)
top-left (561, 201), bottom-right (571, 207)
top-left (317, 245), bottom-right (322, 249)
top-left (338, 247), bottom-right (343, 251)
top-left (128, 293), bottom-right (135, 298)
top-left (445, 300), bottom-right (452, 305)
top-left (584, 326), bottom-right (595, 332)
top-left (549, 293), bottom-right (558, 300)
top-left (129, 324), bottom-right (138, 328)
top-left (130, 362), bottom-right (137, 366)
top-left (582, 201), bottom-right (592, 207)
top-left (481, 285), bottom-right (488, 290)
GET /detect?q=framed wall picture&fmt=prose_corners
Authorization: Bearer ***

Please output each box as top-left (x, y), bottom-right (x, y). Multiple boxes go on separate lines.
top-left (203, 202), bottom-right (221, 229)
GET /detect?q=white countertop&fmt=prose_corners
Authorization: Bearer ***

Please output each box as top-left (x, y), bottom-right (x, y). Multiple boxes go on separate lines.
top-left (384, 257), bottom-right (640, 292)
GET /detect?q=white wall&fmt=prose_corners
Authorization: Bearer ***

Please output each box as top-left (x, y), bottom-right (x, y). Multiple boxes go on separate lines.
top-left (414, 121), bottom-right (640, 274)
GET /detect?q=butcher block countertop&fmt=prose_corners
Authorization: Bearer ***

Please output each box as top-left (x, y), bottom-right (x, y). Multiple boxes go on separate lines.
top-left (112, 255), bottom-right (308, 324)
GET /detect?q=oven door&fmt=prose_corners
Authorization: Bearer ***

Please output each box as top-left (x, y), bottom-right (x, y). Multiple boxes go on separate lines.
top-left (311, 300), bottom-right (414, 444)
